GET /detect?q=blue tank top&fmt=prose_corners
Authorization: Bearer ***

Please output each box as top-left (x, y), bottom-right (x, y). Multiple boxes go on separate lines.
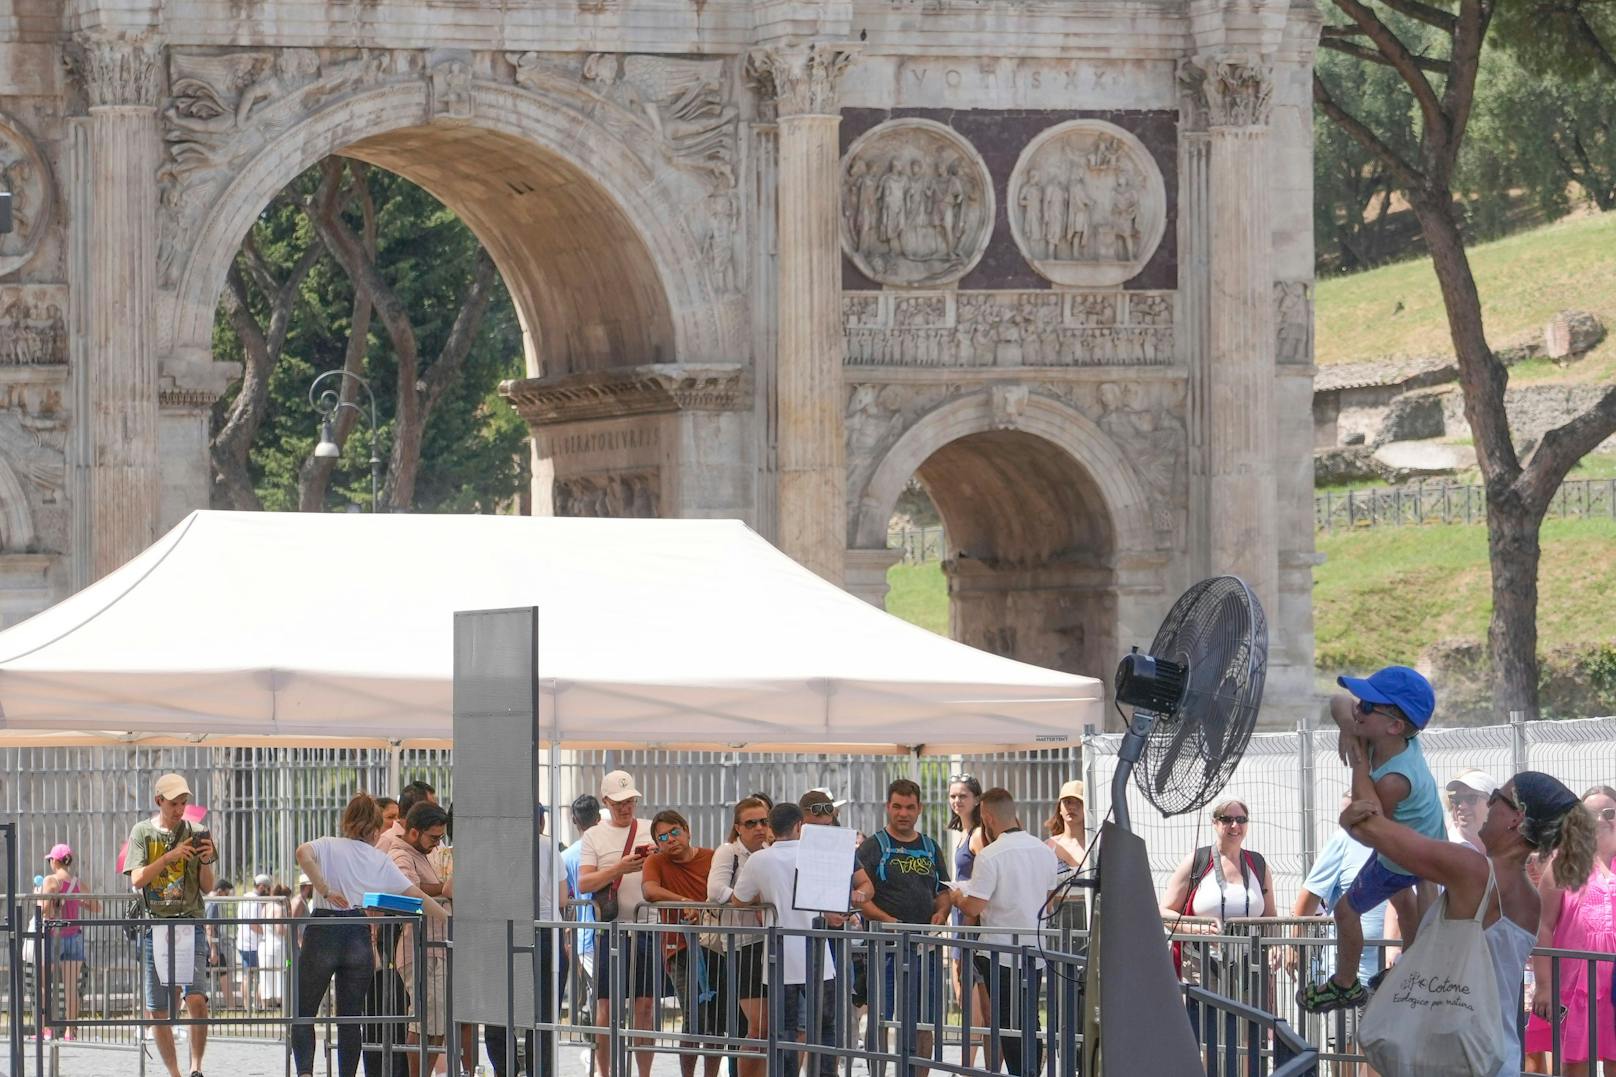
top-left (951, 831), bottom-right (977, 926)
top-left (1370, 735), bottom-right (1446, 874)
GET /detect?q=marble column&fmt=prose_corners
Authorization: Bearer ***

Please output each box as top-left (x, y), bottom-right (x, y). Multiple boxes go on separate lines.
top-left (1198, 52), bottom-right (1279, 611)
top-left (750, 44), bottom-right (855, 586)
top-left (77, 34), bottom-right (163, 579)
top-left (1176, 62), bottom-right (1214, 581)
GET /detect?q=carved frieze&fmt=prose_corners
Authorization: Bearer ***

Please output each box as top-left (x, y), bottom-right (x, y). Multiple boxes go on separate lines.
top-left (1275, 280), bottom-right (1313, 365)
top-left (746, 44), bottom-right (856, 119)
top-left (162, 52), bottom-right (281, 186)
top-left (501, 363), bottom-right (748, 425)
top-left (0, 286), bottom-right (67, 365)
top-left (703, 193), bottom-right (740, 293)
top-left (1007, 121), bottom-right (1167, 288)
top-left (429, 60), bottom-right (473, 121)
top-left (844, 290), bottom-right (1175, 368)
top-left (554, 469), bottom-right (660, 518)
top-left (841, 119), bottom-right (994, 289)
top-left (1189, 52), bottom-right (1275, 129)
top-left (0, 112), bottom-right (54, 279)
top-left (72, 34), bottom-right (163, 108)
top-left (0, 397), bottom-right (67, 554)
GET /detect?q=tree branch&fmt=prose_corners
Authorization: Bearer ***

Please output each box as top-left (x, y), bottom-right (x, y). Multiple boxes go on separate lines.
top-left (1313, 73), bottom-right (1427, 189)
top-left (1573, 8), bottom-right (1616, 78)
top-left (1319, 35), bottom-right (1452, 74)
top-left (1439, 0), bottom-right (1492, 174)
top-left (1330, 0), bottom-right (1452, 146)
top-left (1373, 0), bottom-right (1458, 32)
top-left (420, 250), bottom-right (498, 416)
top-left (1516, 385), bottom-right (1616, 513)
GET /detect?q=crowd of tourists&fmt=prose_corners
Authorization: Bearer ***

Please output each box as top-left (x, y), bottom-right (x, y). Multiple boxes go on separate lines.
top-left (25, 666), bottom-right (1616, 1077)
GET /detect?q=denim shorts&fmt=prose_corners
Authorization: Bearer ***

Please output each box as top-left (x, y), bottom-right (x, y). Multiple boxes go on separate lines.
top-left (141, 924), bottom-right (210, 1013)
top-left (56, 932), bottom-right (86, 963)
top-left (878, 948), bottom-right (943, 1022)
top-left (1345, 856), bottom-right (1419, 915)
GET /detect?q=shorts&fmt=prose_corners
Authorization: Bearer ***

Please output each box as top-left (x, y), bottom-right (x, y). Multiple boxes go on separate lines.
top-left (56, 932), bottom-right (86, 963)
top-left (1345, 856), bottom-right (1419, 916)
top-left (141, 924), bottom-right (210, 1014)
top-left (402, 959), bottom-right (449, 1039)
top-left (667, 946), bottom-right (727, 1038)
top-left (731, 941), bottom-right (766, 1000)
top-left (238, 947), bottom-right (260, 969)
top-left (593, 930), bottom-right (663, 1002)
top-left (877, 948), bottom-right (943, 1023)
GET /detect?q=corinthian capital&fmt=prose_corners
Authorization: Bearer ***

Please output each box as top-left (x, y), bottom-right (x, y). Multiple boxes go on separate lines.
top-left (72, 34), bottom-right (163, 109)
top-left (1187, 52), bottom-right (1273, 129)
top-left (746, 43), bottom-right (857, 119)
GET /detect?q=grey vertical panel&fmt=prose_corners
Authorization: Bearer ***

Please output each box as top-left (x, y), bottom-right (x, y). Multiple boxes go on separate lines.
top-left (452, 608), bottom-right (538, 1025)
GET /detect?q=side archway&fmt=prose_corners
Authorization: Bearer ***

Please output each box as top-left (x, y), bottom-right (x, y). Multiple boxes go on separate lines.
top-left (853, 390), bottom-right (1161, 685)
top-left (166, 79), bottom-right (728, 377)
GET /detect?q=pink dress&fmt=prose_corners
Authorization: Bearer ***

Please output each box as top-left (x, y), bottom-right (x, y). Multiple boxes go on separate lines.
top-left (1525, 868), bottom-right (1616, 1061)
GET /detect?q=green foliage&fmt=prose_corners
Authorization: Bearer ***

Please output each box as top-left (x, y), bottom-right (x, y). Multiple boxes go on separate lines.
top-left (1490, 0), bottom-right (1616, 82)
top-left (212, 164), bottom-right (527, 513)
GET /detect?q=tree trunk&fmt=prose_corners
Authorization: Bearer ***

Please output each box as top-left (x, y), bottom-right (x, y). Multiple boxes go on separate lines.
top-left (1486, 499), bottom-right (1544, 720)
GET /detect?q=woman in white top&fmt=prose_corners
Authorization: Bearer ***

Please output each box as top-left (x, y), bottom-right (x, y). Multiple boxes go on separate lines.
top-left (1159, 798), bottom-right (1276, 925)
top-left (292, 793), bottom-right (447, 1077)
top-left (706, 797), bottom-right (773, 1077)
top-left (1339, 757), bottom-right (1596, 1077)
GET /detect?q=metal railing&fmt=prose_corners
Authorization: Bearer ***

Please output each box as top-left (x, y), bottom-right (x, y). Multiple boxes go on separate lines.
top-left (887, 526), bottom-right (948, 564)
top-left (3, 902), bottom-right (440, 1077)
top-left (1315, 477), bottom-right (1616, 531)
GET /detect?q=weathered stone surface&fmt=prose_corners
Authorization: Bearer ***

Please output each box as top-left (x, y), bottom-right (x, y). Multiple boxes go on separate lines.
top-left (4, 0), bottom-right (1321, 728)
top-left (1374, 390), bottom-right (1447, 445)
top-left (1545, 309), bottom-right (1606, 359)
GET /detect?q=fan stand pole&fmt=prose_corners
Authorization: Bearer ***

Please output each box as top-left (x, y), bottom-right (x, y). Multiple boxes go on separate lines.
top-left (1108, 709), bottom-right (1157, 833)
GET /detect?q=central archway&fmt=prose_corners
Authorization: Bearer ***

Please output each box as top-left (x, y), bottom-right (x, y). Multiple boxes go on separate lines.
top-left (168, 80), bottom-right (728, 378)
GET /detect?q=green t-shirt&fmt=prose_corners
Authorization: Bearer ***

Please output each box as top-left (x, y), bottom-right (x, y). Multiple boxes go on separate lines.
top-left (126, 818), bottom-right (205, 918)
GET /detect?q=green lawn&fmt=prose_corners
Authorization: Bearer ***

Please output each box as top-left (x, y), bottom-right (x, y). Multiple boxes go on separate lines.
top-left (1315, 211), bottom-right (1616, 385)
top-left (886, 519), bottom-right (1616, 677)
top-left (1314, 517), bottom-right (1616, 672)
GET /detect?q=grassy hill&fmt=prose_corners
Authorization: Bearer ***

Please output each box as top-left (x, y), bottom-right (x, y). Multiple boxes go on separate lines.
top-left (1315, 210), bottom-right (1616, 387)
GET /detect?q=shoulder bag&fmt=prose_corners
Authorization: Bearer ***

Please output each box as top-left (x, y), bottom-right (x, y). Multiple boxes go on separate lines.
top-left (592, 819), bottom-right (638, 923)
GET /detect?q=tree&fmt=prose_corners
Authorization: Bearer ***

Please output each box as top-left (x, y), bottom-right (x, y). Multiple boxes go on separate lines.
top-left (210, 159), bottom-right (527, 514)
top-left (1315, 1), bottom-right (1616, 719)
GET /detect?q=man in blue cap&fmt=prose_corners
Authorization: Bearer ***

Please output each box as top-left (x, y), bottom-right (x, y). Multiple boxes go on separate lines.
top-left (1301, 665), bottom-right (1446, 1013)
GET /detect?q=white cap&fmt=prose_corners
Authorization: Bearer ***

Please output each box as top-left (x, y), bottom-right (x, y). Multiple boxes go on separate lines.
top-left (253, 873), bottom-right (272, 886)
top-left (600, 770), bottom-right (642, 803)
top-left (1447, 769), bottom-right (1500, 796)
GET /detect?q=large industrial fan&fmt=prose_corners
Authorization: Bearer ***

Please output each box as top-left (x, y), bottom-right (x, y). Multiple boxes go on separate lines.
top-left (1084, 576), bottom-right (1269, 1076)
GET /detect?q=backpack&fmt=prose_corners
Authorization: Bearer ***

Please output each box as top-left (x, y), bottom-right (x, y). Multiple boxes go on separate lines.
top-left (870, 831), bottom-right (943, 884)
top-left (1171, 845), bottom-right (1268, 978)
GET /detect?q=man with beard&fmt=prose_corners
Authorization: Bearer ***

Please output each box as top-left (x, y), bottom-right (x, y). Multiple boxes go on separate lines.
top-left (379, 803), bottom-right (452, 1077)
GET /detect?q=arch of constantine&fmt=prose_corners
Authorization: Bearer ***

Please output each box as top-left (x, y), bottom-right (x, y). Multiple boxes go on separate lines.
top-left (0, 0), bottom-right (1322, 725)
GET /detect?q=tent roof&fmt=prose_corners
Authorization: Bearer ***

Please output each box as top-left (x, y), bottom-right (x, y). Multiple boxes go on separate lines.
top-left (0, 511), bottom-right (1102, 751)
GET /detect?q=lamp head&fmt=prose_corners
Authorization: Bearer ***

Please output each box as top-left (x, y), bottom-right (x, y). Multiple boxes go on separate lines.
top-left (314, 419), bottom-right (341, 459)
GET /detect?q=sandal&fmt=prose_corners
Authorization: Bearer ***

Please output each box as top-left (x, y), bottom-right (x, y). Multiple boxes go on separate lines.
top-left (1298, 976), bottom-right (1367, 1013)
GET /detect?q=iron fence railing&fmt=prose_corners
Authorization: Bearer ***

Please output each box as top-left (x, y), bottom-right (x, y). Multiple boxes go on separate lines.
top-left (1315, 476), bottom-right (1616, 531)
top-left (887, 525), bottom-right (948, 563)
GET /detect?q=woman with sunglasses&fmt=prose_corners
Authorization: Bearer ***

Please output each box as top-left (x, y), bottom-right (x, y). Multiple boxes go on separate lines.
top-left (643, 810), bottom-right (723, 1077)
top-left (708, 799), bottom-right (772, 1077)
top-left (1338, 759), bottom-right (1596, 1077)
top-left (1524, 785), bottom-right (1616, 1075)
top-left (946, 774), bottom-right (990, 1069)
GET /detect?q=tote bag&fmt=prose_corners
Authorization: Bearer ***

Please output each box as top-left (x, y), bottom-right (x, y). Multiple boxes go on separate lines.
top-left (1358, 864), bottom-right (1508, 1077)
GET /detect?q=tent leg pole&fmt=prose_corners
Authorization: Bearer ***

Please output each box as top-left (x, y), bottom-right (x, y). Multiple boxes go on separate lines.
top-left (387, 741), bottom-right (402, 799)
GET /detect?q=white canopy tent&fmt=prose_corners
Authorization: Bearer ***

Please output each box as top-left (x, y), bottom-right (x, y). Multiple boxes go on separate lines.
top-left (0, 511), bottom-right (1103, 751)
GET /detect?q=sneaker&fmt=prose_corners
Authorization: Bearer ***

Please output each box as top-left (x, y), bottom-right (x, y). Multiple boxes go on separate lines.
top-left (1299, 976), bottom-right (1368, 1013)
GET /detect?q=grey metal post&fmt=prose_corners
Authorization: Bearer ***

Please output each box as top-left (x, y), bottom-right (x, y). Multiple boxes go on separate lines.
top-left (1510, 709), bottom-right (1527, 777)
top-left (1082, 725), bottom-right (1099, 849)
top-left (1298, 713), bottom-right (1317, 877)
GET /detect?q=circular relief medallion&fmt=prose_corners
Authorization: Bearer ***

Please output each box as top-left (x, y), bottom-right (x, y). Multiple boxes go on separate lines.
top-left (840, 119), bottom-right (995, 288)
top-left (0, 111), bottom-right (54, 278)
top-left (1007, 120), bottom-right (1166, 288)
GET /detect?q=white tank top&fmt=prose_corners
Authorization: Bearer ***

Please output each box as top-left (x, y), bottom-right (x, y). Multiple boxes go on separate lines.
top-left (1189, 854), bottom-right (1264, 922)
top-left (1485, 909), bottom-right (1535, 1077)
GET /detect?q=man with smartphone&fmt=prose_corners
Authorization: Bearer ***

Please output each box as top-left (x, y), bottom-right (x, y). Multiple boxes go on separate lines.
top-left (125, 772), bottom-right (217, 1077)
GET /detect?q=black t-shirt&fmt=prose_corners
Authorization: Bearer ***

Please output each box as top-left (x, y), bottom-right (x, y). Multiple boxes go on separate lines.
top-left (856, 829), bottom-right (951, 925)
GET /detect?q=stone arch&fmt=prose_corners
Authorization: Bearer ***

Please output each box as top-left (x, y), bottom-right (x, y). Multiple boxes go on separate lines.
top-left (853, 390), bottom-right (1153, 553)
top-left (852, 389), bottom-right (1161, 686)
top-left (167, 79), bottom-right (727, 376)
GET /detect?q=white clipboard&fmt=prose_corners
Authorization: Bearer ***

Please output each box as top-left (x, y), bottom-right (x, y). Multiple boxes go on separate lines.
top-left (791, 824), bottom-right (858, 914)
top-left (150, 922), bottom-right (196, 985)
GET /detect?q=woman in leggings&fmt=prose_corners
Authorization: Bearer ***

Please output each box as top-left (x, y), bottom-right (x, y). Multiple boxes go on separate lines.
top-left (293, 793), bottom-right (446, 1077)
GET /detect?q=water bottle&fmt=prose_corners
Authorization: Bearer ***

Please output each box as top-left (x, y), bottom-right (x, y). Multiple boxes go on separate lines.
top-left (1523, 963), bottom-right (1536, 1011)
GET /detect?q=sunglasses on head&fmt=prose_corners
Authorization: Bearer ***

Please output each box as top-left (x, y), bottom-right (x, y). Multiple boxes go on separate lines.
top-left (653, 827), bottom-right (685, 843)
top-left (1216, 814), bottom-right (1249, 826)
top-left (806, 802), bottom-right (838, 817)
top-left (949, 773), bottom-right (976, 785)
top-left (1489, 788), bottom-right (1522, 813)
top-left (738, 817), bottom-right (769, 829)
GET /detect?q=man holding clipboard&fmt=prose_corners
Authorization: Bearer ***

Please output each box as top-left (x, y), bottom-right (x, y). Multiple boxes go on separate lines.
top-left (730, 802), bottom-right (868, 1077)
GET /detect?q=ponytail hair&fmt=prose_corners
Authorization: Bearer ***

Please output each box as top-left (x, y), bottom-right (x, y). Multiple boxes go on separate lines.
top-left (1543, 802), bottom-right (1597, 891)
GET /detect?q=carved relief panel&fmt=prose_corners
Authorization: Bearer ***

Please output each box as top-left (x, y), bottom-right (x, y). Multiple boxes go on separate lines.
top-left (0, 378), bottom-right (68, 553)
top-left (840, 119), bottom-right (994, 288)
top-left (0, 111), bottom-right (54, 278)
top-left (0, 286), bottom-right (68, 366)
top-left (1007, 120), bottom-right (1166, 287)
top-left (553, 469), bottom-right (661, 518)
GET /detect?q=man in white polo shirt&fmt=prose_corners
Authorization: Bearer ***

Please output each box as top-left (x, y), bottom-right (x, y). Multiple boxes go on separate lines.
top-left (732, 802), bottom-right (868, 1077)
top-left (950, 788), bottom-right (1059, 1077)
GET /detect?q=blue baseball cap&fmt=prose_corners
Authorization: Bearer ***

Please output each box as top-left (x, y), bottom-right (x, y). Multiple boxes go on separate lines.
top-left (1337, 666), bottom-right (1435, 729)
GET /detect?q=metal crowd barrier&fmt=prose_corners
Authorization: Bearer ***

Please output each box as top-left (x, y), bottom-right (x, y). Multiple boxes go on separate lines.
top-left (509, 903), bottom-right (1318, 1077)
top-left (5, 900), bottom-right (438, 1077)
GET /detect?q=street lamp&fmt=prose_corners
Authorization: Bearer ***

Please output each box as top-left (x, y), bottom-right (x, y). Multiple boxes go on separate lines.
top-left (308, 370), bottom-right (383, 511)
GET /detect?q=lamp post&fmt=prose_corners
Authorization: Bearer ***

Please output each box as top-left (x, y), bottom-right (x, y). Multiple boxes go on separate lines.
top-left (308, 370), bottom-right (383, 511)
